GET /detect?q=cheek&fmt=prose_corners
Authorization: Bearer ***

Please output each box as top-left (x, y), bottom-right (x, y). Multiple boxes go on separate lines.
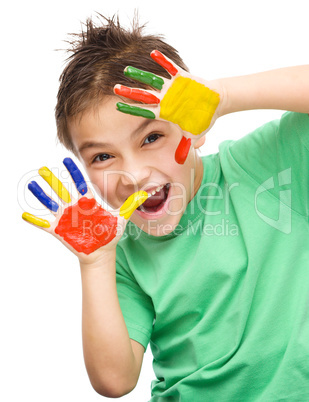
top-left (173, 156), bottom-right (196, 197)
top-left (86, 170), bottom-right (117, 205)
top-left (86, 170), bottom-right (103, 194)
top-left (155, 141), bottom-right (180, 171)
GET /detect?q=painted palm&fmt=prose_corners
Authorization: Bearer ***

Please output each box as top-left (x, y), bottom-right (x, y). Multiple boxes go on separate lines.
top-left (22, 158), bottom-right (148, 257)
top-left (114, 50), bottom-right (221, 164)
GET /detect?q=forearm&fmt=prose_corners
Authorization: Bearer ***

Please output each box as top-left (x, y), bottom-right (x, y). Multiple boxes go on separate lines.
top-left (80, 250), bottom-right (138, 397)
top-left (218, 65), bottom-right (309, 116)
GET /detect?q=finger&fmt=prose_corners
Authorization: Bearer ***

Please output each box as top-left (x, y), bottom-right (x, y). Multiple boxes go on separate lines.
top-left (150, 50), bottom-right (178, 77)
top-left (114, 84), bottom-right (160, 104)
top-left (175, 136), bottom-right (192, 165)
top-left (22, 212), bottom-right (51, 228)
top-left (39, 166), bottom-right (71, 203)
top-left (116, 102), bottom-right (157, 119)
top-left (119, 191), bottom-right (148, 220)
top-left (28, 181), bottom-right (59, 213)
top-left (124, 66), bottom-right (164, 90)
top-left (63, 158), bottom-right (88, 196)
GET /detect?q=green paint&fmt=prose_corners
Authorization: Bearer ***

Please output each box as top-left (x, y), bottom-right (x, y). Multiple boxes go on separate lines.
top-left (124, 66), bottom-right (164, 90)
top-left (116, 102), bottom-right (156, 119)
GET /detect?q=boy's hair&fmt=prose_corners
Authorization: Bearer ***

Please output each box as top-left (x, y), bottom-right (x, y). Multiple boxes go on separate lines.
top-left (55, 13), bottom-right (189, 155)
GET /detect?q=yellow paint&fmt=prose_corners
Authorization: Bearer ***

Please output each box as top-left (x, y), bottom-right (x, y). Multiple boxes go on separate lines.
top-left (160, 76), bottom-right (220, 135)
top-left (22, 212), bottom-right (50, 228)
top-left (120, 191), bottom-right (148, 219)
top-left (39, 167), bottom-right (71, 203)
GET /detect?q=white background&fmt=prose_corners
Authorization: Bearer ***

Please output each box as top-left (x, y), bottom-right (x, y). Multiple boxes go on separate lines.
top-left (2, 0), bottom-right (308, 400)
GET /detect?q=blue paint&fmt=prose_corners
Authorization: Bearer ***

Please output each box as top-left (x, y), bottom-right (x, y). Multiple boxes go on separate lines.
top-left (28, 181), bottom-right (59, 212)
top-left (63, 158), bottom-right (88, 195)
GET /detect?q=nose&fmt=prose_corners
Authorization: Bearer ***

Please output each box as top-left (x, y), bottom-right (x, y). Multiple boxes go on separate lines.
top-left (119, 155), bottom-right (152, 190)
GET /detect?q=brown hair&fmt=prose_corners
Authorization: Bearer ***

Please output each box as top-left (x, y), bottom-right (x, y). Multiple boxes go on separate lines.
top-left (55, 13), bottom-right (189, 154)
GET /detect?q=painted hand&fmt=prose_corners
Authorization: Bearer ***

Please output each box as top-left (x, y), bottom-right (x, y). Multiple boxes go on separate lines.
top-left (22, 158), bottom-right (148, 262)
top-left (114, 50), bottom-right (222, 164)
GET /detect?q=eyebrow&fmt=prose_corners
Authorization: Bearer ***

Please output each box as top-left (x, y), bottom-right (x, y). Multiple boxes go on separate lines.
top-left (78, 119), bottom-right (153, 154)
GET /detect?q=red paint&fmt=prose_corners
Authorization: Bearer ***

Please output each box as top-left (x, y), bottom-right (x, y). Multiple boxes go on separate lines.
top-left (151, 50), bottom-right (178, 76)
top-left (115, 85), bottom-right (160, 104)
top-left (55, 197), bottom-right (118, 254)
top-left (175, 136), bottom-right (191, 164)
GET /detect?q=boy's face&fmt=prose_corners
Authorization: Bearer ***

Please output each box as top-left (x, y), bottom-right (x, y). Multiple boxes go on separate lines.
top-left (68, 96), bottom-right (204, 236)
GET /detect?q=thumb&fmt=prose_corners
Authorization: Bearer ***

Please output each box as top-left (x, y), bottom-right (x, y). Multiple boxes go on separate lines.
top-left (119, 191), bottom-right (148, 220)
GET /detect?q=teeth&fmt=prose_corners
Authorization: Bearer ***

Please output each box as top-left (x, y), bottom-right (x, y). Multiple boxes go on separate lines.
top-left (147, 184), bottom-right (164, 197)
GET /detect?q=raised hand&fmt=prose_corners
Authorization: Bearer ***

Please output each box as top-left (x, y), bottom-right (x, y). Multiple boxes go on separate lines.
top-left (114, 50), bottom-right (222, 164)
top-left (22, 158), bottom-right (148, 263)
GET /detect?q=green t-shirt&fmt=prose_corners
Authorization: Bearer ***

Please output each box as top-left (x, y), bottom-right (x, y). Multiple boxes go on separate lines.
top-left (116, 112), bottom-right (309, 401)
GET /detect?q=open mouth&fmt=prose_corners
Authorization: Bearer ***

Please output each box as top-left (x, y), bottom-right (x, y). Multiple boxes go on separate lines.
top-left (137, 183), bottom-right (171, 214)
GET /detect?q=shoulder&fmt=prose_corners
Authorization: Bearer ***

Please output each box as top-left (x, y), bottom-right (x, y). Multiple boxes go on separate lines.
top-left (218, 112), bottom-right (309, 169)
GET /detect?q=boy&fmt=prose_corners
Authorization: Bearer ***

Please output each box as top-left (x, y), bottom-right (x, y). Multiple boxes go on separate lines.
top-left (23, 14), bottom-right (309, 400)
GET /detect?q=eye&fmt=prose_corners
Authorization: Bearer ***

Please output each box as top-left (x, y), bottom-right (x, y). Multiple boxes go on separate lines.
top-left (92, 153), bottom-right (112, 163)
top-left (143, 133), bottom-right (162, 145)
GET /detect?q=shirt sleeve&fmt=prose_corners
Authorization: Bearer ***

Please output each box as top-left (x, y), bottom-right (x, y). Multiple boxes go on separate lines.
top-left (225, 112), bottom-right (309, 217)
top-left (116, 244), bottom-right (154, 351)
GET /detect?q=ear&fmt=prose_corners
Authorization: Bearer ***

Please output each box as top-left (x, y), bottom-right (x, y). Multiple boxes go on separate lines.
top-left (193, 136), bottom-right (206, 149)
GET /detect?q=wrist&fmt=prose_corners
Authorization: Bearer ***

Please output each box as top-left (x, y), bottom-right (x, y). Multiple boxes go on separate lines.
top-left (208, 78), bottom-right (229, 118)
top-left (79, 248), bottom-right (116, 272)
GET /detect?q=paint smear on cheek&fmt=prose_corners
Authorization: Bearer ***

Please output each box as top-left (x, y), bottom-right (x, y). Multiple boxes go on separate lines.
top-left (55, 197), bottom-right (118, 254)
top-left (160, 76), bottom-right (220, 135)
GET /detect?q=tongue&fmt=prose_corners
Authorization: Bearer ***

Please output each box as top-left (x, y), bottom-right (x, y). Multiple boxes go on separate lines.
top-left (142, 188), bottom-right (165, 209)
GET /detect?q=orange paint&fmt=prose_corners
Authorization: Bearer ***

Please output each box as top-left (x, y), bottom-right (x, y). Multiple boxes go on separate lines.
top-left (175, 136), bottom-right (191, 164)
top-left (114, 85), bottom-right (160, 104)
top-left (151, 50), bottom-right (178, 76)
top-left (55, 197), bottom-right (117, 254)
